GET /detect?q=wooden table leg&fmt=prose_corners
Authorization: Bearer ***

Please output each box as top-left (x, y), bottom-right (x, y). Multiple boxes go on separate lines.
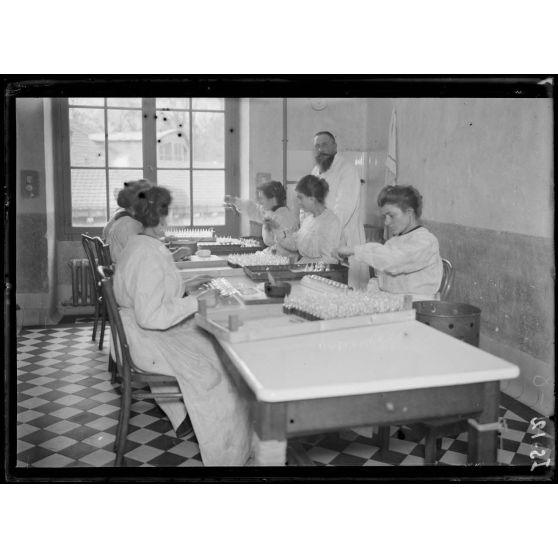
top-left (467, 382), bottom-right (500, 465)
top-left (252, 401), bottom-right (288, 466)
top-left (252, 432), bottom-right (288, 466)
top-left (376, 424), bottom-right (391, 453)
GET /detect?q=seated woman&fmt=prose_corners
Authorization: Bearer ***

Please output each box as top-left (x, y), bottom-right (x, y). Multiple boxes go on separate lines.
top-left (103, 178), bottom-right (152, 240)
top-left (106, 179), bottom-right (191, 264)
top-left (226, 180), bottom-right (298, 257)
top-left (105, 179), bottom-right (152, 263)
top-left (337, 185), bottom-right (443, 300)
top-left (274, 174), bottom-right (342, 263)
top-left (114, 186), bottom-right (252, 466)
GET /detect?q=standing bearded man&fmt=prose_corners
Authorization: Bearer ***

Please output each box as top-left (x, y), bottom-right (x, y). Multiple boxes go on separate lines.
top-left (311, 131), bottom-right (369, 288)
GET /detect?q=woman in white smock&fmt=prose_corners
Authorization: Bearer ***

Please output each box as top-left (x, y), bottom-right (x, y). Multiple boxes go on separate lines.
top-left (275, 175), bottom-right (342, 263)
top-left (338, 185), bottom-right (442, 300)
top-left (114, 186), bottom-right (252, 466)
top-left (103, 178), bottom-right (152, 241)
top-left (105, 179), bottom-right (154, 263)
top-left (226, 180), bottom-right (298, 258)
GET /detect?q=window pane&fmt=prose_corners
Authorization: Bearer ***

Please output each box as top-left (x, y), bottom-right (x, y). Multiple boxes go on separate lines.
top-left (69, 98), bottom-right (104, 106)
top-left (156, 98), bottom-right (189, 110)
top-left (107, 98), bottom-right (141, 108)
top-left (157, 110), bottom-right (190, 169)
top-left (193, 112), bottom-right (224, 168)
top-left (69, 108), bottom-right (106, 167)
top-left (108, 169), bottom-right (145, 216)
top-left (192, 98), bottom-right (224, 110)
top-left (157, 170), bottom-right (191, 226)
top-left (193, 170), bottom-right (225, 226)
top-left (107, 109), bottom-right (143, 167)
top-left (71, 169), bottom-right (107, 227)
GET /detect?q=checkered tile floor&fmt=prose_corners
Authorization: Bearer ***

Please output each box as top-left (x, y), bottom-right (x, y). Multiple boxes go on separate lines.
top-left (14, 322), bottom-right (554, 468)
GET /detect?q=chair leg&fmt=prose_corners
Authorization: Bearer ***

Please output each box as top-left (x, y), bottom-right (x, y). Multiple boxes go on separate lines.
top-left (424, 428), bottom-right (438, 465)
top-left (91, 298), bottom-right (100, 342)
top-left (115, 383), bottom-right (131, 467)
top-left (108, 354), bottom-right (117, 384)
top-left (98, 302), bottom-right (107, 350)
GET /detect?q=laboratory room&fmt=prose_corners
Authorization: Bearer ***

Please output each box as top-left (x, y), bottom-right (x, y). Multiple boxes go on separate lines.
top-left (10, 92), bottom-right (554, 475)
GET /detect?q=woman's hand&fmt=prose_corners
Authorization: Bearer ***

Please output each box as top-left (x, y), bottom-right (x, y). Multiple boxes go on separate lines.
top-left (224, 195), bottom-right (241, 215)
top-left (336, 246), bottom-right (354, 262)
top-left (183, 274), bottom-right (214, 294)
top-left (171, 246), bottom-right (193, 261)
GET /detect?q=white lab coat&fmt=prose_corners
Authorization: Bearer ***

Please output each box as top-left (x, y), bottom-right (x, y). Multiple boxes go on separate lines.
top-left (312, 154), bottom-right (368, 287)
top-left (114, 234), bottom-right (252, 466)
top-left (353, 226), bottom-right (443, 299)
top-left (238, 200), bottom-right (299, 257)
top-left (106, 215), bottom-right (143, 263)
top-left (278, 208), bottom-right (342, 263)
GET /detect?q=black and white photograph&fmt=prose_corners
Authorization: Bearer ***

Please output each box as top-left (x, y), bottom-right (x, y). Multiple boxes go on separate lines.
top-left (1, 1), bottom-right (557, 554)
top-left (4, 76), bottom-right (555, 481)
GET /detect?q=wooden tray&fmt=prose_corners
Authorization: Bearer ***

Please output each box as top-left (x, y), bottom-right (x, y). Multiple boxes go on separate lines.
top-left (195, 302), bottom-right (416, 343)
top-left (175, 255), bottom-right (228, 269)
top-left (197, 244), bottom-right (263, 255)
top-left (243, 264), bottom-right (348, 283)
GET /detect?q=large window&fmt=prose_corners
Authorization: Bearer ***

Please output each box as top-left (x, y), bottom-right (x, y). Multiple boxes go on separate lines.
top-left (54, 97), bottom-right (238, 239)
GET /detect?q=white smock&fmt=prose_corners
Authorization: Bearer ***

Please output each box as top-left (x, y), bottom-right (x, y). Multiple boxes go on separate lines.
top-left (103, 209), bottom-right (127, 240)
top-left (353, 226), bottom-right (443, 300)
top-left (312, 154), bottom-right (368, 287)
top-left (237, 200), bottom-right (298, 257)
top-left (278, 208), bottom-right (342, 263)
top-left (113, 234), bottom-right (252, 466)
top-left (106, 215), bottom-right (143, 263)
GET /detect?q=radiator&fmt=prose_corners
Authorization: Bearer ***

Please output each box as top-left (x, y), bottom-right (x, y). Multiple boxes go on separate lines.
top-left (68, 259), bottom-right (96, 306)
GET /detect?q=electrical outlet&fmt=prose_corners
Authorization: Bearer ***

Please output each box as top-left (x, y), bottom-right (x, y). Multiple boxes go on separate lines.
top-left (21, 170), bottom-right (39, 198)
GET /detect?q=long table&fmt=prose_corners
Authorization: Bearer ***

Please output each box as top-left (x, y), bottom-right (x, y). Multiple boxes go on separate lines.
top-left (181, 263), bottom-right (520, 466)
top-left (217, 320), bottom-right (518, 466)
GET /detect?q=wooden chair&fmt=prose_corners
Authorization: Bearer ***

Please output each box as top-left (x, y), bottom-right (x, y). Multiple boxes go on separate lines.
top-left (81, 234), bottom-right (109, 350)
top-left (93, 236), bottom-right (112, 267)
top-left (98, 266), bottom-right (183, 467)
top-left (92, 237), bottom-right (118, 382)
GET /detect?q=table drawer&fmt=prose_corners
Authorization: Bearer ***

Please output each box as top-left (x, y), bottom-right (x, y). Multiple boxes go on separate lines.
top-left (285, 383), bottom-right (486, 436)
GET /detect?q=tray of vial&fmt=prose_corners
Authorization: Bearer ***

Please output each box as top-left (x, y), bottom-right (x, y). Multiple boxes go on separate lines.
top-left (243, 262), bottom-right (349, 283)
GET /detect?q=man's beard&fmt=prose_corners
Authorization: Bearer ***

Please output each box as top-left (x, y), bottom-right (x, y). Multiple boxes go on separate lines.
top-left (315, 153), bottom-right (335, 173)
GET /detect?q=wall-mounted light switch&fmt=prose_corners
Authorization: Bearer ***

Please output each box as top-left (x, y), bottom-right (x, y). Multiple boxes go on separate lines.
top-left (21, 170), bottom-right (39, 198)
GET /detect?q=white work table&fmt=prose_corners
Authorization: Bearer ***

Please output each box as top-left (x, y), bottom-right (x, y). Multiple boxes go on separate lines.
top-left (182, 261), bottom-right (520, 467)
top-left (219, 320), bottom-right (518, 403)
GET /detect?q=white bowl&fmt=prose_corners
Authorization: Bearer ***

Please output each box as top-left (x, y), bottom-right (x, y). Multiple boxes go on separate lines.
top-left (196, 249), bottom-right (211, 258)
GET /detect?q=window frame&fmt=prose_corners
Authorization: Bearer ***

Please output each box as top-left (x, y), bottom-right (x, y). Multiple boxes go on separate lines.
top-left (53, 97), bottom-right (239, 241)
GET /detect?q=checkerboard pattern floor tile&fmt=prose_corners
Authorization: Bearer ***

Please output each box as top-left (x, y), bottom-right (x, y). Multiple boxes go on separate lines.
top-left (14, 323), bottom-right (555, 469)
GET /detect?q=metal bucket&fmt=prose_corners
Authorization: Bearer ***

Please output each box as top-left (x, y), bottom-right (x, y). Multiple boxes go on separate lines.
top-left (413, 301), bottom-right (481, 347)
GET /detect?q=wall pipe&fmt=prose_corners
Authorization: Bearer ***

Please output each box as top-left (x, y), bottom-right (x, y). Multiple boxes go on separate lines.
top-left (282, 98), bottom-right (287, 191)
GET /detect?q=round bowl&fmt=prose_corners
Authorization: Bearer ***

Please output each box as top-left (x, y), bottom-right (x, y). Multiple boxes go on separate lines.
top-left (264, 281), bottom-right (292, 298)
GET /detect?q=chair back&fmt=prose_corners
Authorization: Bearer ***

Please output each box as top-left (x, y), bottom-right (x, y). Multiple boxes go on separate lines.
top-left (81, 234), bottom-right (99, 286)
top-left (93, 236), bottom-right (112, 266)
top-left (98, 266), bottom-right (132, 383)
top-left (438, 258), bottom-right (454, 301)
top-left (82, 234), bottom-right (110, 287)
